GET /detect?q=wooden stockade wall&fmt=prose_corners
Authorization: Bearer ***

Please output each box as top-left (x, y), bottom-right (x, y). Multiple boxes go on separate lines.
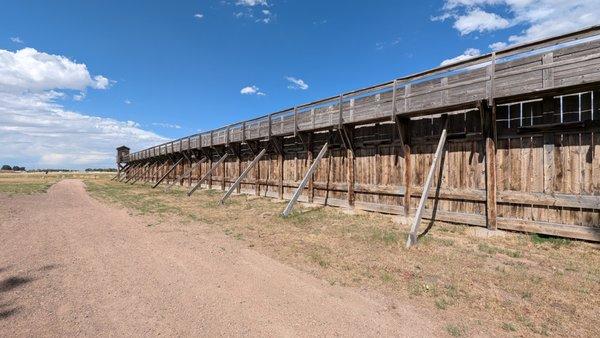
top-left (120, 26), bottom-right (600, 242)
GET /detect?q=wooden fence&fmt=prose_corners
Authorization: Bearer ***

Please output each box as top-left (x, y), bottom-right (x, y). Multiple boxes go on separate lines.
top-left (119, 26), bottom-right (600, 242)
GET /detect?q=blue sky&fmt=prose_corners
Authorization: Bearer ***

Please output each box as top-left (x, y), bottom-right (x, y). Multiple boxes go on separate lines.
top-left (1, 0), bottom-right (598, 169)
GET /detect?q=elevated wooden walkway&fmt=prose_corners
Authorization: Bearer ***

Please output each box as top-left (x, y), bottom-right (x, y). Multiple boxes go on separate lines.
top-left (119, 26), bottom-right (600, 242)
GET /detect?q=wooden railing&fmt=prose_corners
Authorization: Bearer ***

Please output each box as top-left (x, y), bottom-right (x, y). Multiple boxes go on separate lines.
top-left (126, 25), bottom-right (600, 162)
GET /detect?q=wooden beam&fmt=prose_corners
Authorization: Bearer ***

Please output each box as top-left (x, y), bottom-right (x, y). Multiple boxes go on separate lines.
top-left (125, 163), bottom-right (147, 183)
top-left (406, 116), bottom-right (448, 248)
top-left (483, 102), bottom-right (498, 230)
top-left (278, 152), bottom-right (284, 199)
top-left (111, 163), bottom-right (129, 181)
top-left (221, 156), bottom-right (226, 191)
top-left (396, 117), bottom-right (411, 217)
top-left (347, 147), bottom-right (355, 207)
top-left (307, 134), bottom-right (314, 203)
top-left (220, 148), bottom-right (267, 204)
top-left (187, 153), bottom-right (229, 196)
top-left (282, 142), bottom-right (329, 217)
top-left (120, 163), bottom-right (140, 182)
top-left (165, 157), bottom-right (207, 191)
top-left (130, 162), bottom-right (153, 184)
top-left (152, 157), bottom-right (184, 188)
top-left (116, 163), bottom-right (134, 182)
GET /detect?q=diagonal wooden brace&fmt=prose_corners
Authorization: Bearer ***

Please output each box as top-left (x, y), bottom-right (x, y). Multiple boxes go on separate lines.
top-left (281, 142), bottom-right (328, 217)
top-left (187, 153), bottom-right (229, 196)
top-left (125, 163), bottom-right (147, 183)
top-left (119, 163), bottom-right (139, 182)
top-left (165, 157), bottom-right (207, 191)
top-left (130, 162), bottom-right (154, 185)
top-left (220, 148), bottom-right (266, 204)
top-left (152, 157), bottom-right (184, 188)
top-left (406, 116), bottom-right (448, 248)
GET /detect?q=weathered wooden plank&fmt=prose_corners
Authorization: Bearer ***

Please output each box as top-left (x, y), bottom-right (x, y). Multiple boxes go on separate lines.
top-left (484, 104), bottom-right (498, 229)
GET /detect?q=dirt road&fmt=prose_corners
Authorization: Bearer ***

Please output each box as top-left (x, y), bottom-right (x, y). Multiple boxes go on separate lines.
top-left (0, 179), bottom-right (437, 336)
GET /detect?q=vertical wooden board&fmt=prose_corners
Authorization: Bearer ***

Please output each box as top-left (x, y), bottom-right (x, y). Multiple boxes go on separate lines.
top-left (509, 137), bottom-right (522, 219)
top-left (582, 132), bottom-right (597, 226)
top-left (521, 137), bottom-right (534, 221)
top-left (496, 138), bottom-right (509, 218)
top-left (555, 133), bottom-right (569, 224)
top-left (569, 133), bottom-right (582, 225)
top-left (530, 136), bottom-right (547, 221)
top-left (436, 143), bottom-right (448, 213)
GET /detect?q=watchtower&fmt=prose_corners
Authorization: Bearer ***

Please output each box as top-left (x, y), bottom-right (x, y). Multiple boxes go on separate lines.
top-left (116, 146), bottom-right (130, 179)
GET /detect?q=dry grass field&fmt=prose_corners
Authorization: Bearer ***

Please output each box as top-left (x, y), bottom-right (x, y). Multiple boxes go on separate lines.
top-left (1, 172), bottom-right (599, 336)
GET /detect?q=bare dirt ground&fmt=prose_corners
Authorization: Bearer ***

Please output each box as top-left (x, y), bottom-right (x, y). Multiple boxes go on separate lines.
top-left (0, 179), bottom-right (439, 336)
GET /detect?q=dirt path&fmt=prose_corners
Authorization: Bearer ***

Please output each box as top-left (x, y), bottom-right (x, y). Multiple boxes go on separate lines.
top-left (0, 179), bottom-right (438, 336)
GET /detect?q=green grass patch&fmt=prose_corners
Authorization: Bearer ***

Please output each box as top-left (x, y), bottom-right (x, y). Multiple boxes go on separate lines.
top-left (0, 182), bottom-right (54, 195)
top-left (478, 243), bottom-right (522, 258)
top-left (531, 234), bottom-right (571, 248)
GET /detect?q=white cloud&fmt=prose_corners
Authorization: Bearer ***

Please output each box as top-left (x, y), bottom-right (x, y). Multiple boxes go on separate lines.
top-left (124, 99), bottom-right (132, 105)
top-left (453, 9), bottom-right (510, 35)
top-left (489, 41), bottom-right (507, 51)
top-left (152, 122), bottom-right (182, 129)
top-left (285, 76), bottom-right (309, 90)
top-left (0, 48), bottom-right (112, 92)
top-left (10, 37), bottom-right (24, 44)
top-left (236, 0), bottom-right (268, 6)
top-left (240, 85), bottom-right (266, 96)
top-left (73, 92), bottom-right (86, 101)
top-left (0, 47), bottom-right (166, 169)
top-left (436, 0), bottom-right (600, 48)
top-left (440, 48), bottom-right (481, 66)
top-left (194, 13), bottom-right (204, 19)
top-left (231, 0), bottom-right (272, 23)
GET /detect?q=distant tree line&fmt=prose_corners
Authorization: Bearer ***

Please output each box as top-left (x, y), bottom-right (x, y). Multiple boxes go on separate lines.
top-left (1, 165), bottom-right (26, 171)
top-left (84, 168), bottom-right (117, 172)
top-left (1, 165), bottom-right (117, 172)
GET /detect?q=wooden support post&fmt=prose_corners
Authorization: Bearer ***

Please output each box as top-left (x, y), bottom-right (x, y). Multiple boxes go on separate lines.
top-left (406, 116), bottom-right (448, 248)
top-left (188, 153), bottom-right (229, 196)
top-left (165, 157), bottom-right (206, 191)
top-left (347, 147), bottom-right (355, 207)
top-left (278, 152), bottom-right (284, 199)
top-left (208, 157), bottom-right (213, 189)
top-left (403, 143), bottom-right (412, 217)
top-left (483, 102), bottom-right (498, 230)
top-left (307, 134), bottom-right (314, 203)
top-left (282, 142), bottom-right (328, 217)
top-left (255, 152), bottom-right (260, 196)
top-left (236, 156), bottom-right (242, 194)
top-left (220, 148), bottom-right (267, 204)
top-left (153, 158), bottom-right (183, 188)
top-left (221, 157), bottom-right (226, 191)
top-left (396, 117), bottom-right (412, 217)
